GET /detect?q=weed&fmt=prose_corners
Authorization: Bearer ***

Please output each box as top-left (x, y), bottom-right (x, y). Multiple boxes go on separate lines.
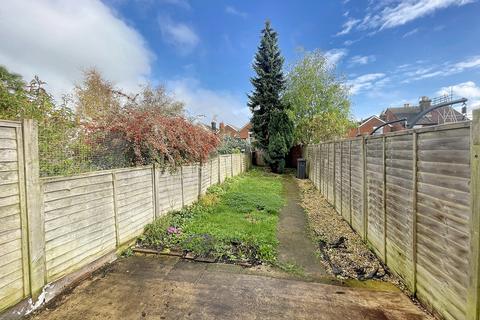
top-left (139, 169), bottom-right (284, 264)
top-left (121, 247), bottom-right (133, 257)
top-left (274, 261), bottom-right (305, 277)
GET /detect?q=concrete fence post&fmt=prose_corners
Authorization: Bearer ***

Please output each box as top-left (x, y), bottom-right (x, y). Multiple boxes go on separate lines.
top-left (111, 172), bottom-right (120, 247)
top-left (151, 165), bottom-right (157, 220)
top-left (411, 131), bottom-right (418, 294)
top-left (332, 142), bottom-right (336, 209)
top-left (180, 166), bottom-right (185, 207)
top-left (22, 119), bottom-right (46, 299)
top-left (217, 155), bottom-right (221, 184)
top-left (362, 137), bottom-right (368, 240)
top-left (382, 136), bottom-right (387, 263)
top-left (467, 109), bottom-right (480, 320)
top-left (198, 163), bottom-right (202, 199)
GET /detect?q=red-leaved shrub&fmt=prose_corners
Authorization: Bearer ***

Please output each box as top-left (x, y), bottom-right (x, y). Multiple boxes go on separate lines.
top-left (83, 108), bottom-right (219, 168)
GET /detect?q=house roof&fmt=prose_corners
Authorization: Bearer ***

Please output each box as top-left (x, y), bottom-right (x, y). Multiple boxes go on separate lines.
top-left (358, 115), bottom-right (391, 127)
top-left (381, 103), bottom-right (466, 126)
top-left (382, 106), bottom-right (435, 125)
top-left (238, 122), bottom-right (252, 132)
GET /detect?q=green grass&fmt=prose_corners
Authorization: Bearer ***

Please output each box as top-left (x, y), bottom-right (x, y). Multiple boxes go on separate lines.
top-left (138, 169), bottom-right (285, 264)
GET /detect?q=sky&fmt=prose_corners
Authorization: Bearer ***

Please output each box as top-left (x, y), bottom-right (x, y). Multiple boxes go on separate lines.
top-left (1, 0), bottom-right (480, 126)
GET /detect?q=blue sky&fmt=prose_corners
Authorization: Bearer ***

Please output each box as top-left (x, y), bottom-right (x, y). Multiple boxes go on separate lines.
top-left (1, 0), bottom-right (480, 126)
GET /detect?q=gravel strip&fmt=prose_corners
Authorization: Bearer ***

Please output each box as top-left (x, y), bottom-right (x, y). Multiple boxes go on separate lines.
top-left (297, 178), bottom-right (405, 289)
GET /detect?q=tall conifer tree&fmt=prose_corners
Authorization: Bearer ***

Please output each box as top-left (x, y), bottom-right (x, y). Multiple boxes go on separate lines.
top-left (248, 21), bottom-right (293, 173)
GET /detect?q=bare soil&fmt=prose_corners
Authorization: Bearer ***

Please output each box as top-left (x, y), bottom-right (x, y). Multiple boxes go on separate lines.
top-left (297, 178), bottom-right (406, 290)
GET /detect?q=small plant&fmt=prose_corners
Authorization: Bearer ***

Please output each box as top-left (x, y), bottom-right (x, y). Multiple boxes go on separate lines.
top-left (138, 170), bottom-right (284, 265)
top-left (121, 247), bottom-right (134, 257)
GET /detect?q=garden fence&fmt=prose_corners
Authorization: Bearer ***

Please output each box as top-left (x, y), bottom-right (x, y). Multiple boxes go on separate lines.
top-left (306, 109), bottom-right (480, 320)
top-left (0, 118), bottom-right (251, 317)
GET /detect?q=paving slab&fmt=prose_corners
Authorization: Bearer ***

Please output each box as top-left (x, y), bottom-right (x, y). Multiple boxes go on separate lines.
top-left (30, 256), bottom-right (431, 320)
top-left (277, 175), bottom-right (328, 278)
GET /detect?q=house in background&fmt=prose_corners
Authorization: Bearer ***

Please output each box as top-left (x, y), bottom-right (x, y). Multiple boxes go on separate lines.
top-left (239, 122), bottom-right (253, 143)
top-left (209, 120), bottom-right (252, 142)
top-left (347, 115), bottom-right (393, 137)
top-left (380, 96), bottom-right (465, 129)
top-left (348, 95), bottom-right (468, 137)
top-left (219, 122), bottom-right (240, 138)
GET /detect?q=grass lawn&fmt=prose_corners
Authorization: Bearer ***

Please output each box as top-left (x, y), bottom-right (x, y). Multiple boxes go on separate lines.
top-left (138, 169), bottom-right (285, 264)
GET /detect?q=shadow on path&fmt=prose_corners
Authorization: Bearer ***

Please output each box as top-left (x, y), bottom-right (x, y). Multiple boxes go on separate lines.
top-left (277, 175), bottom-right (328, 278)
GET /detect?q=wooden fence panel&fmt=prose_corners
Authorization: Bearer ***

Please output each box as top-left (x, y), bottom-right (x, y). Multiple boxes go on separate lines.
top-left (385, 134), bottom-right (414, 289)
top-left (415, 127), bottom-right (470, 320)
top-left (335, 142), bottom-right (342, 211)
top-left (327, 143), bottom-right (335, 203)
top-left (200, 161), bottom-right (211, 195)
top-left (182, 164), bottom-right (200, 206)
top-left (155, 168), bottom-right (183, 214)
top-left (210, 157), bottom-right (219, 185)
top-left (0, 122), bottom-right (28, 311)
top-left (114, 168), bottom-right (154, 245)
top-left (350, 139), bottom-right (363, 234)
top-left (224, 155), bottom-right (232, 179)
top-left (365, 137), bottom-right (385, 258)
top-left (43, 173), bottom-right (116, 283)
top-left (219, 155), bottom-right (228, 182)
top-left (322, 144), bottom-right (327, 195)
top-left (313, 147), bottom-right (322, 188)
top-left (307, 122), bottom-right (474, 320)
top-left (341, 141), bottom-right (351, 222)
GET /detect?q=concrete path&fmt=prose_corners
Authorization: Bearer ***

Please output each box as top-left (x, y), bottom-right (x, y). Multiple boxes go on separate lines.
top-left (31, 256), bottom-right (430, 320)
top-left (277, 175), bottom-right (327, 278)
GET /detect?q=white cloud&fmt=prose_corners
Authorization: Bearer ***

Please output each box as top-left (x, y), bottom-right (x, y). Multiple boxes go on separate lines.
top-left (167, 78), bottom-right (249, 126)
top-left (160, 0), bottom-right (191, 10)
top-left (403, 28), bottom-right (419, 38)
top-left (336, 18), bottom-right (360, 36)
top-left (413, 56), bottom-right (480, 80)
top-left (454, 56), bottom-right (480, 70)
top-left (349, 55), bottom-right (376, 66)
top-left (367, 0), bottom-right (473, 30)
top-left (158, 16), bottom-right (199, 55)
top-left (0, 0), bottom-right (152, 99)
top-left (225, 6), bottom-right (247, 18)
top-left (437, 81), bottom-right (480, 110)
top-left (339, 0), bottom-right (474, 35)
top-left (324, 48), bottom-right (348, 66)
top-left (348, 73), bottom-right (387, 94)
top-left (343, 38), bottom-right (362, 46)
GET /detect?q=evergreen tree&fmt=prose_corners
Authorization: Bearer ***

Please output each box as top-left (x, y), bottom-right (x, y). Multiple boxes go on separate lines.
top-left (248, 21), bottom-right (293, 173)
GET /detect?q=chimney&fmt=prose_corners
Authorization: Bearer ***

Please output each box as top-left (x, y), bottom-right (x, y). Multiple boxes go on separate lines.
top-left (219, 122), bottom-right (225, 134)
top-left (211, 120), bottom-right (217, 131)
top-left (419, 96), bottom-right (431, 111)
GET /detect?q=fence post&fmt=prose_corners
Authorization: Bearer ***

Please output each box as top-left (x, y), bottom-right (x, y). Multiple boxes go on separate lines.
top-left (180, 166), bottom-right (185, 207)
top-left (111, 172), bottom-right (120, 247)
top-left (467, 109), bottom-right (480, 320)
top-left (22, 119), bottom-right (46, 299)
top-left (340, 141), bottom-right (343, 216)
top-left (198, 163), bottom-right (202, 199)
top-left (349, 140), bottom-right (352, 225)
top-left (218, 156), bottom-right (221, 183)
top-left (210, 158), bottom-right (213, 187)
top-left (332, 143), bottom-right (336, 206)
top-left (152, 164), bottom-right (158, 220)
top-left (318, 146), bottom-right (322, 192)
top-left (411, 131), bottom-right (418, 294)
top-left (362, 137), bottom-right (368, 240)
top-left (382, 136), bottom-right (387, 263)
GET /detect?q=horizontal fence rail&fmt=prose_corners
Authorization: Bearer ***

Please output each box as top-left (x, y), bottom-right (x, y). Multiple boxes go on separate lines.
top-left (307, 115), bottom-right (480, 320)
top-left (0, 119), bottom-right (252, 317)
